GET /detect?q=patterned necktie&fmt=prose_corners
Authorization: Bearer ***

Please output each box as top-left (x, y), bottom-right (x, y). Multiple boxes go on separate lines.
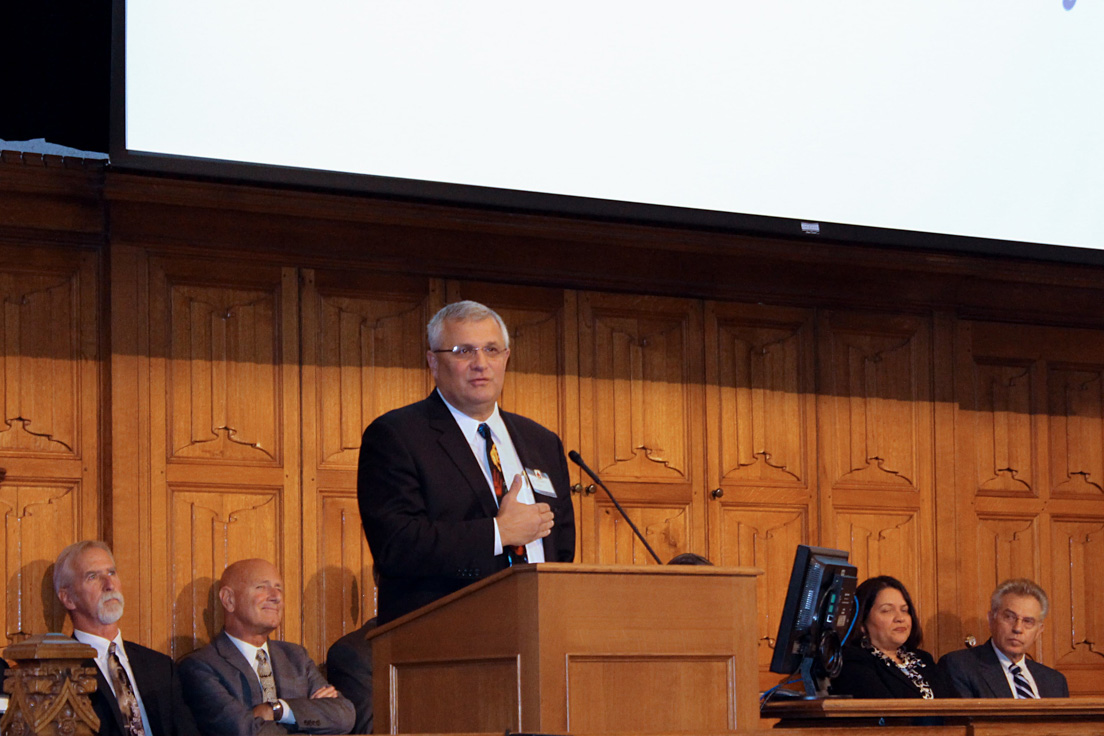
top-left (1009, 663), bottom-right (1036, 699)
top-left (107, 642), bottom-right (146, 736)
top-left (478, 423), bottom-right (528, 564)
top-left (256, 649), bottom-right (278, 703)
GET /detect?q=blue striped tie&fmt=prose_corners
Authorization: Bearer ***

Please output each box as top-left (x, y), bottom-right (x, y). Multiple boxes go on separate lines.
top-left (1009, 664), bottom-right (1036, 699)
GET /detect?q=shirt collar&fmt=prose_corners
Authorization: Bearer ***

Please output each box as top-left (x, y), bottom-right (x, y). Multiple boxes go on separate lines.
top-left (224, 631), bottom-right (271, 667)
top-left (437, 388), bottom-right (503, 438)
top-left (73, 629), bottom-right (125, 665)
top-left (991, 639), bottom-right (1026, 668)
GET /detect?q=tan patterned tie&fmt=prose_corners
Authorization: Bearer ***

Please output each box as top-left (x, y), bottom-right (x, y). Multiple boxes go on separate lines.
top-left (478, 423), bottom-right (528, 564)
top-left (256, 649), bottom-right (278, 703)
top-left (108, 642), bottom-right (146, 736)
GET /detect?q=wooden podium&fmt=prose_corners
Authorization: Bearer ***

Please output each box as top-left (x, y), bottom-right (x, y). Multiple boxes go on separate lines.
top-left (369, 563), bottom-right (762, 734)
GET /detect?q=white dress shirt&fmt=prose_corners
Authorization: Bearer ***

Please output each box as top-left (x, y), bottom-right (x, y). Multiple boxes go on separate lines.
top-left (439, 390), bottom-right (546, 562)
top-left (73, 629), bottom-right (154, 735)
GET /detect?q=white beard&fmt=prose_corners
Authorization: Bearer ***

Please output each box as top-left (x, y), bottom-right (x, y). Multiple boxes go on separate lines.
top-left (97, 591), bottom-right (125, 625)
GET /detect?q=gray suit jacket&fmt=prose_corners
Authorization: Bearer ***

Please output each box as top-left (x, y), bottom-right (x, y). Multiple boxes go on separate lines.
top-left (938, 639), bottom-right (1069, 698)
top-left (178, 631), bottom-right (355, 735)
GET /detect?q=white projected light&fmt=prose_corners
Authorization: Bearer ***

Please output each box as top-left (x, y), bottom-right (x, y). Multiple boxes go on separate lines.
top-left (120, 1), bottom-right (1104, 255)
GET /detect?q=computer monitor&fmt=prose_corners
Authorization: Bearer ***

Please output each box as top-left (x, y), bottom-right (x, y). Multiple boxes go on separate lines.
top-left (769, 544), bottom-right (858, 698)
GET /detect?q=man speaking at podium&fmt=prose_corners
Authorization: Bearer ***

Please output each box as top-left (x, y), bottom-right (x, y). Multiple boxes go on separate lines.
top-left (358, 301), bottom-right (576, 624)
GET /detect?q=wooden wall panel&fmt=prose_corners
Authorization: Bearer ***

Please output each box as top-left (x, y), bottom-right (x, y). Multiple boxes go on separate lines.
top-left (954, 320), bottom-right (1104, 693)
top-left (125, 254), bottom-right (300, 657)
top-left (8, 157), bottom-right (1104, 695)
top-left (299, 269), bottom-right (437, 660)
top-left (818, 310), bottom-right (938, 643)
top-left (0, 245), bottom-right (99, 648)
top-left (1, 482), bottom-right (80, 639)
top-left (169, 489), bottom-right (282, 652)
top-left (1049, 517), bottom-right (1104, 678)
top-left (313, 494), bottom-right (374, 652)
top-left (1048, 366), bottom-right (1104, 496)
top-left (577, 293), bottom-right (705, 564)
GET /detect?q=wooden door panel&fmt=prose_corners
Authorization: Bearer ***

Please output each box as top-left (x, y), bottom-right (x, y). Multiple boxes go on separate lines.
top-left (577, 293), bottom-right (705, 563)
top-left (818, 310), bottom-right (937, 644)
top-left (300, 268), bottom-right (437, 660)
top-left (703, 301), bottom-right (816, 686)
top-left (591, 501), bottom-right (692, 565)
top-left (713, 504), bottom-right (807, 677)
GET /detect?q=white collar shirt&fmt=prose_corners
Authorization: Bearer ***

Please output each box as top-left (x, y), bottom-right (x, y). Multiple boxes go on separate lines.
top-left (991, 640), bottom-right (1040, 698)
top-left (73, 629), bottom-right (154, 736)
top-left (438, 389), bottom-right (546, 562)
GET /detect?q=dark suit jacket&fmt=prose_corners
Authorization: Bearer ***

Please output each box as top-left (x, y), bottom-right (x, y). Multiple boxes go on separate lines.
top-left (830, 645), bottom-right (958, 699)
top-left (324, 618), bottom-right (377, 735)
top-left (938, 639), bottom-right (1069, 698)
top-left (84, 639), bottom-right (198, 736)
top-left (178, 631), bottom-right (355, 735)
top-left (357, 391), bottom-right (576, 624)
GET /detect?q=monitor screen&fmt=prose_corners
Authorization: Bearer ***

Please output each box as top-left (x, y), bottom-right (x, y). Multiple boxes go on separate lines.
top-left (770, 544), bottom-right (857, 697)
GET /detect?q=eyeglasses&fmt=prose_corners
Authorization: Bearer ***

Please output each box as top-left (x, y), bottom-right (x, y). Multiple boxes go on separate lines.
top-left (431, 345), bottom-right (508, 361)
top-left (997, 609), bottom-right (1039, 630)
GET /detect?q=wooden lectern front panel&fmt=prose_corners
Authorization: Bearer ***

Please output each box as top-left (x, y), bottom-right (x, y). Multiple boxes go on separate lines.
top-left (393, 657), bottom-right (521, 733)
top-left (566, 654), bottom-right (734, 732)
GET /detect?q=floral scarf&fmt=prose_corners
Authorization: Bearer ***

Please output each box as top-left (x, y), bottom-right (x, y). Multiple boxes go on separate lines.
top-left (864, 639), bottom-right (935, 699)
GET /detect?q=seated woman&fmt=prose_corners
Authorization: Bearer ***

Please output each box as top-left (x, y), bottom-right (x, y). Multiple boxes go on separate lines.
top-left (830, 575), bottom-right (957, 698)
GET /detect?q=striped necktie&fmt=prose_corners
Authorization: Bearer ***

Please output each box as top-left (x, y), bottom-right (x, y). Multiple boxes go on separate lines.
top-left (1009, 663), bottom-right (1036, 699)
top-left (478, 423), bottom-right (527, 565)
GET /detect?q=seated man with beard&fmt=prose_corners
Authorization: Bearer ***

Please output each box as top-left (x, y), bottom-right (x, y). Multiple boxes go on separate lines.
top-left (54, 540), bottom-right (197, 736)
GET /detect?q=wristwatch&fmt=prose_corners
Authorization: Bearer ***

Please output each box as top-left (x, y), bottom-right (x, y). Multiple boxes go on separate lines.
top-left (270, 700), bottom-right (284, 721)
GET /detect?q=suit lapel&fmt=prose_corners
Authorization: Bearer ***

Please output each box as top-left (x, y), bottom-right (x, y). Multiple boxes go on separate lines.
top-left (884, 658), bottom-right (918, 692)
top-left (1025, 658), bottom-right (1054, 697)
top-left (267, 641), bottom-right (293, 697)
top-left (215, 632), bottom-right (264, 705)
top-left (976, 640), bottom-right (1015, 697)
top-left (427, 392), bottom-right (500, 518)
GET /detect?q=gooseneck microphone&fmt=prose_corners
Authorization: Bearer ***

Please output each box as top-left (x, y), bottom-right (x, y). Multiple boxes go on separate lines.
top-left (568, 450), bottom-right (663, 564)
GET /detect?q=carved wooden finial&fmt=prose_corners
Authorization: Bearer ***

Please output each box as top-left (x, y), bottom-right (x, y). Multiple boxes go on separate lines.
top-left (1, 633), bottom-right (100, 736)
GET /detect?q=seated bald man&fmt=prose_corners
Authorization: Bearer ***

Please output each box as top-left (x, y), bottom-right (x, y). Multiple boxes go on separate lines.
top-left (178, 559), bottom-right (355, 735)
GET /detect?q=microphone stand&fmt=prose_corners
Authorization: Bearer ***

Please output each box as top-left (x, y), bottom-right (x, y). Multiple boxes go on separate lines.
top-left (568, 451), bottom-right (663, 565)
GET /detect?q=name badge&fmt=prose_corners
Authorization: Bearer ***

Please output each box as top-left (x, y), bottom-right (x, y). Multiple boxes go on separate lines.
top-left (526, 468), bottom-right (558, 497)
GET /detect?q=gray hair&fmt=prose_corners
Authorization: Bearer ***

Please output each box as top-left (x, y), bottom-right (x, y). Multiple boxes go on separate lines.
top-left (54, 540), bottom-right (115, 595)
top-left (427, 301), bottom-right (510, 350)
top-left (990, 578), bottom-right (1049, 620)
